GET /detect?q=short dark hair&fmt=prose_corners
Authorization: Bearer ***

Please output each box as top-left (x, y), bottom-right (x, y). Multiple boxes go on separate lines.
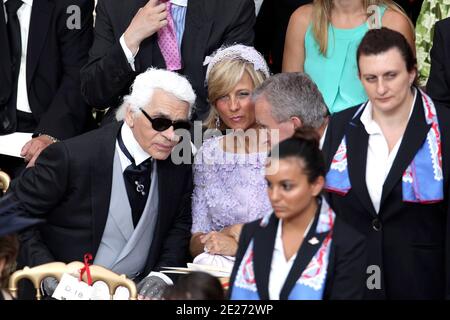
top-left (269, 127), bottom-right (325, 184)
top-left (357, 27), bottom-right (416, 77)
top-left (162, 272), bottom-right (225, 300)
top-left (0, 234), bottom-right (19, 289)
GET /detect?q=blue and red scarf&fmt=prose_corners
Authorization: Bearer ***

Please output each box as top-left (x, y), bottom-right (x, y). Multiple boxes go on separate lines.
top-left (230, 197), bottom-right (335, 300)
top-left (325, 89), bottom-right (443, 204)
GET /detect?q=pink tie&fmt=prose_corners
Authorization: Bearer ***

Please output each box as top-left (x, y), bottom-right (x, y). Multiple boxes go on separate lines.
top-left (157, 1), bottom-right (182, 71)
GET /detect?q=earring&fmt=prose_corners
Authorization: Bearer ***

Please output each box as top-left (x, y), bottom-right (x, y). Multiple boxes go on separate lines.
top-left (215, 116), bottom-right (221, 129)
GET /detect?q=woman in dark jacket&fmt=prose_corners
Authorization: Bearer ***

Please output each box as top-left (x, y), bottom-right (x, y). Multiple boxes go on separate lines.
top-left (229, 128), bottom-right (366, 300)
top-left (324, 28), bottom-right (450, 299)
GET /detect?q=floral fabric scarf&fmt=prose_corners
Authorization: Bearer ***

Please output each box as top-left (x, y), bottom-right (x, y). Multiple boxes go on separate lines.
top-left (325, 89), bottom-right (443, 204)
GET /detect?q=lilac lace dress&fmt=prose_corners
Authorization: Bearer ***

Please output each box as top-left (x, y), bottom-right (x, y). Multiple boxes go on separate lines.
top-left (191, 136), bottom-right (272, 234)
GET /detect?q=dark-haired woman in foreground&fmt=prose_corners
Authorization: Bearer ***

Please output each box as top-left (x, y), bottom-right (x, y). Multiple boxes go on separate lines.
top-left (229, 128), bottom-right (366, 300)
top-left (324, 28), bottom-right (450, 299)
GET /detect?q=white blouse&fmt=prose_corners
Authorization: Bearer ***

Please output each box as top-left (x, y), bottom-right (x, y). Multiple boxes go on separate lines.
top-left (361, 90), bottom-right (416, 213)
top-left (268, 218), bottom-right (313, 300)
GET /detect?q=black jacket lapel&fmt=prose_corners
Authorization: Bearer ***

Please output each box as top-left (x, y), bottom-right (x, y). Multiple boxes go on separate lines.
top-left (346, 108), bottom-right (378, 217)
top-left (152, 158), bottom-right (173, 246)
top-left (135, 33), bottom-right (159, 72)
top-left (181, 0), bottom-right (212, 64)
top-left (26, 0), bottom-right (53, 88)
top-left (380, 91), bottom-right (431, 211)
top-left (91, 122), bottom-right (122, 255)
top-left (0, 1), bottom-right (12, 105)
top-left (253, 213), bottom-right (278, 300)
top-left (279, 211), bottom-right (328, 300)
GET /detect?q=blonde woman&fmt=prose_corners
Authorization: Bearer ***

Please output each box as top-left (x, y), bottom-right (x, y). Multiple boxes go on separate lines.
top-left (190, 45), bottom-right (271, 269)
top-left (283, 0), bottom-right (414, 114)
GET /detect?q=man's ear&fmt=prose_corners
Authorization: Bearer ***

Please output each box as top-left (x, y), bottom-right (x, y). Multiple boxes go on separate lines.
top-left (291, 116), bottom-right (302, 129)
top-left (125, 104), bottom-right (135, 127)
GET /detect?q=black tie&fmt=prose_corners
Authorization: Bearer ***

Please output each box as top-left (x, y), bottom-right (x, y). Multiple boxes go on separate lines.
top-left (117, 129), bottom-right (152, 228)
top-left (5, 0), bottom-right (22, 68)
top-left (2, 0), bottom-right (22, 133)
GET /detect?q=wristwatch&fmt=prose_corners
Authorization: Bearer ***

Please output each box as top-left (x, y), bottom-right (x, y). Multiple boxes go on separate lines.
top-left (32, 133), bottom-right (59, 143)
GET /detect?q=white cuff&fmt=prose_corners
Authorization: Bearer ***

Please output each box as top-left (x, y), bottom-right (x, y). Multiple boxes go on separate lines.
top-left (120, 34), bottom-right (138, 71)
top-left (146, 271), bottom-right (174, 285)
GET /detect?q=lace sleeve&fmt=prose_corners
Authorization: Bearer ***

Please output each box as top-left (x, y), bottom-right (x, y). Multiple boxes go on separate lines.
top-left (191, 144), bottom-right (213, 234)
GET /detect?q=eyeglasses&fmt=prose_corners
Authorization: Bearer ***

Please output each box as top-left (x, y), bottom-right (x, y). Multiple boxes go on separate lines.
top-left (140, 108), bottom-right (191, 132)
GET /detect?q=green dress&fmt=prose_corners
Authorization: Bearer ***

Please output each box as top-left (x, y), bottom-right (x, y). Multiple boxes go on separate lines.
top-left (416, 0), bottom-right (450, 86)
top-left (304, 6), bottom-right (386, 114)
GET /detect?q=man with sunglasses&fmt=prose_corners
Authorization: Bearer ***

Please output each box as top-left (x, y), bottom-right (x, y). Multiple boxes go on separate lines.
top-left (5, 68), bottom-right (196, 299)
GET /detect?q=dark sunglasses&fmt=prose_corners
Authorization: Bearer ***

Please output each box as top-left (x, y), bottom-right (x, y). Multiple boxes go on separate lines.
top-left (140, 108), bottom-right (191, 132)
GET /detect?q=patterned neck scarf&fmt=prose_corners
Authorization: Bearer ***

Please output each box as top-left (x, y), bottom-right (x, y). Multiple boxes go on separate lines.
top-left (230, 197), bottom-right (335, 300)
top-left (325, 89), bottom-right (443, 203)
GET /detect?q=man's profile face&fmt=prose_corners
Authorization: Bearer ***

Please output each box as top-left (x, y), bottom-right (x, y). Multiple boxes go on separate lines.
top-left (255, 95), bottom-right (296, 147)
top-left (126, 89), bottom-right (189, 160)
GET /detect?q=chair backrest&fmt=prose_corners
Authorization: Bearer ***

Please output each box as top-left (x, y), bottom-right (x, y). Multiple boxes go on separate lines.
top-left (0, 170), bottom-right (11, 194)
top-left (8, 261), bottom-right (137, 300)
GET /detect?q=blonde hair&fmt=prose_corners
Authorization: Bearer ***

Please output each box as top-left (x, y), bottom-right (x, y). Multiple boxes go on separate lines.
top-left (204, 59), bottom-right (267, 130)
top-left (312, 0), bottom-right (413, 55)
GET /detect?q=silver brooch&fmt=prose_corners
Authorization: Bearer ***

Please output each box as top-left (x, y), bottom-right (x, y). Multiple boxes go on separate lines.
top-left (308, 237), bottom-right (319, 245)
top-left (135, 181), bottom-right (146, 196)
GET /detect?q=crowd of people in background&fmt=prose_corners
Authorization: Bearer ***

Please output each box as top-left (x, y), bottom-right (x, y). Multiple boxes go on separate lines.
top-left (1, 0), bottom-right (450, 300)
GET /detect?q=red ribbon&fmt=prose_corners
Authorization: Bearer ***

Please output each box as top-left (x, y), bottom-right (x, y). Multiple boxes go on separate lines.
top-left (79, 253), bottom-right (93, 286)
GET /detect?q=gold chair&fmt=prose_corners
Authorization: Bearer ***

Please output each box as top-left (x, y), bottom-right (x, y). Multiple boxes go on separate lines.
top-left (8, 261), bottom-right (138, 300)
top-left (0, 170), bottom-right (11, 194)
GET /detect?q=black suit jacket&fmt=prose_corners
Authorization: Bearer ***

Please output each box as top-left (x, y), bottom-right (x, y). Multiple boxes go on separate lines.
top-left (80, 0), bottom-right (255, 122)
top-left (228, 209), bottom-right (366, 300)
top-left (0, 0), bottom-right (94, 138)
top-left (427, 17), bottom-right (450, 109)
top-left (255, 0), bottom-right (311, 74)
top-left (323, 91), bottom-right (450, 299)
top-left (9, 122), bottom-right (193, 278)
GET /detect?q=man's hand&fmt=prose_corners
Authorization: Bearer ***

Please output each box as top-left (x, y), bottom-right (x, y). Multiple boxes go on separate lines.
top-left (20, 135), bottom-right (55, 168)
top-left (124, 0), bottom-right (168, 55)
top-left (136, 275), bottom-right (170, 300)
top-left (200, 231), bottom-right (238, 256)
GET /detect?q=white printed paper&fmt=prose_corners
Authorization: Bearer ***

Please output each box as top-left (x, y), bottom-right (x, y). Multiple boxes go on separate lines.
top-left (0, 132), bottom-right (32, 158)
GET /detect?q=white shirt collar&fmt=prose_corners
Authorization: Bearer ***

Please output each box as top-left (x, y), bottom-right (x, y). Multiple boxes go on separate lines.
top-left (319, 125), bottom-right (328, 150)
top-left (360, 101), bottom-right (380, 135)
top-left (361, 88), bottom-right (417, 135)
top-left (4, 0), bottom-right (33, 6)
top-left (171, 0), bottom-right (187, 7)
top-left (120, 123), bottom-right (152, 166)
top-left (274, 216), bottom-right (315, 261)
